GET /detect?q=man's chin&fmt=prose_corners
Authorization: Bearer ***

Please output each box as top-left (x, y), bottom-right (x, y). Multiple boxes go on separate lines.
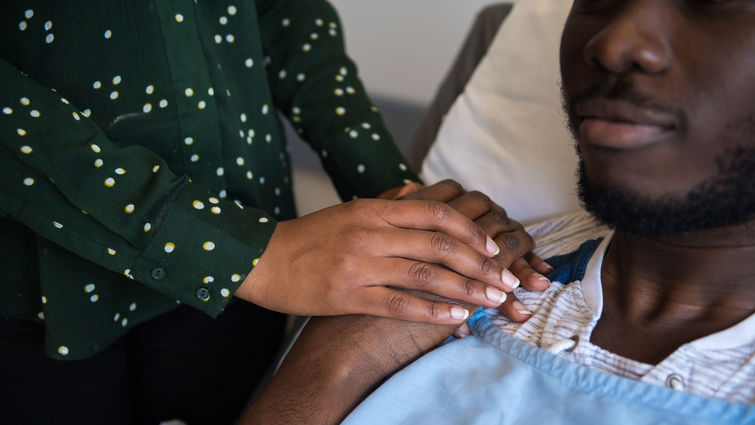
top-left (577, 153), bottom-right (755, 237)
top-left (579, 184), bottom-right (698, 237)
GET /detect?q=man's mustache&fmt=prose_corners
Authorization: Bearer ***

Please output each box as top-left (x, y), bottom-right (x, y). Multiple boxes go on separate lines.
top-left (571, 77), bottom-right (683, 122)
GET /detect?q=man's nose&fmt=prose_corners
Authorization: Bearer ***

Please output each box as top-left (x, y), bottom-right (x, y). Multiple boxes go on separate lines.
top-left (583, 0), bottom-right (673, 76)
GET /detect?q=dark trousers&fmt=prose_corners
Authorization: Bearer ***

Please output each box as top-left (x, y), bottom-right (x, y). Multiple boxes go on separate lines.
top-left (0, 300), bottom-right (286, 425)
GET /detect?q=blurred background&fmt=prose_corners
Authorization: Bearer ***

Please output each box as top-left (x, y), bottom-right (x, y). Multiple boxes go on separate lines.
top-left (288, 0), bottom-right (498, 214)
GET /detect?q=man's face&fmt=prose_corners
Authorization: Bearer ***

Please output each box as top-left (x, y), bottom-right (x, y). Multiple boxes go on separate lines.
top-left (560, 0), bottom-right (755, 236)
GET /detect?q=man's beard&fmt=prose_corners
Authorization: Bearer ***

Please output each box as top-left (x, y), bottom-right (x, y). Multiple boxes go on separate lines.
top-left (563, 77), bottom-right (755, 237)
top-left (577, 145), bottom-right (755, 237)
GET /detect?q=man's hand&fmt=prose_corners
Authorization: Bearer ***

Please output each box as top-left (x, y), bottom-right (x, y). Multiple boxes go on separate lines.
top-left (235, 195), bottom-right (520, 324)
top-left (241, 314), bottom-right (459, 425)
top-left (394, 180), bottom-right (553, 322)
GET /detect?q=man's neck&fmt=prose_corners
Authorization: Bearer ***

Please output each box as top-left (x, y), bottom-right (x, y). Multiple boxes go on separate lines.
top-left (590, 221), bottom-right (755, 364)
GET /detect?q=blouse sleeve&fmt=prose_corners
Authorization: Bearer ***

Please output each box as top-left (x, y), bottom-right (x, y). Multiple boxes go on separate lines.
top-left (256, 0), bottom-right (420, 200)
top-left (0, 58), bottom-right (276, 317)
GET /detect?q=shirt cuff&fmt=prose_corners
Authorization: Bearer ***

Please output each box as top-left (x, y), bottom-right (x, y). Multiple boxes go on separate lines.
top-left (131, 183), bottom-right (277, 317)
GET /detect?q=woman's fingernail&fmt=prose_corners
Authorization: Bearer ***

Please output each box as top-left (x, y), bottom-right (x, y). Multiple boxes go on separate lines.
top-left (542, 262), bottom-right (554, 273)
top-left (513, 300), bottom-right (532, 315)
top-left (486, 287), bottom-right (507, 305)
top-left (486, 237), bottom-right (500, 256)
top-left (451, 306), bottom-right (470, 320)
top-left (535, 273), bottom-right (551, 284)
top-left (501, 269), bottom-right (520, 290)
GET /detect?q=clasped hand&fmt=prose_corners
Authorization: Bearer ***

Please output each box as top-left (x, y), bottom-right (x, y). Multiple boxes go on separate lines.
top-left (235, 180), bottom-right (550, 324)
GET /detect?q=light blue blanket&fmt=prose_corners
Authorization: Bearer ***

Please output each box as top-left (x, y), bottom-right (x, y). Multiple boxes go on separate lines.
top-left (343, 310), bottom-right (755, 425)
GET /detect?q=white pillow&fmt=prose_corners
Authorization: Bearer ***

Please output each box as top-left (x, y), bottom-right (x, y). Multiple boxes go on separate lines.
top-left (421, 0), bottom-right (580, 225)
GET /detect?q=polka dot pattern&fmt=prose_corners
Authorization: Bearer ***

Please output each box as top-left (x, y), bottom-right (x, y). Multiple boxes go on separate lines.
top-left (4, 1), bottom-right (418, 361)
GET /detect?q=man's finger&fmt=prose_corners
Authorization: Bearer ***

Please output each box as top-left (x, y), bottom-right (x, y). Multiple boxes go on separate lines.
top-left (399, 179), bottom-right (467, 203)
top-left (525, 252), bottom-right (555, 276)
top-left (496, 292), bottom-right (534, 323)
top-left (509, 257), bottom-right (551, 291)
top-left (447, 190), bottom-right (497, 221)
top-left (492, 228), bottom-right (535, 268)
top-left (473, 209), bottom-right (519, 239)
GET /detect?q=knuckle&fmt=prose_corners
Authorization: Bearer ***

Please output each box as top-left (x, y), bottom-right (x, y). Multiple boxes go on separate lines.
top-left (468, 190), bottom-right (491, 206)
top-left (495, 204), bottom-right (511, 220)
top-left (438, 179), bottom-right (465, 196)
top-left (386, 293), bottom-right (411, 314)
top-left (330, 253), bottom-right (356, 278)
top-left (425, 200), bottom-right (449, 223)
top-left (408, 262), bottom-right (435, 287)
top-left (461, 279), bottom-right (476, 297)
top-left (491, 208), bottom-right (510, 225)
top-left (430, 232), bottom-right (456, 257)
top-left (468, 225), bottom-right (487, 245)
top-left (478, 256), bottom-right (494, 275)
top-left (498, 234), bottom-right (522, 254)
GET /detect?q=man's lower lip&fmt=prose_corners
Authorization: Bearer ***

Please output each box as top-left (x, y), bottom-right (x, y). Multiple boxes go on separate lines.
top-left (579, 118), bottom-right (670, 149)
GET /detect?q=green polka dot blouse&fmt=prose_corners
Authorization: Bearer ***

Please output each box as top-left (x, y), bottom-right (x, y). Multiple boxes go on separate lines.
top-left (0, 0), bottom-right (418, 360)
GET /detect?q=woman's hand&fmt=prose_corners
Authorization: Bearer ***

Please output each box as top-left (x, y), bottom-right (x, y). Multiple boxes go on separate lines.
top-left (235, 194), bottom-right (519, 324)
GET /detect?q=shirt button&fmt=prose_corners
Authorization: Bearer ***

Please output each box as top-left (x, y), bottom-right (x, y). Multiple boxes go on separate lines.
top-left (196, 287), bottom-right (211, 301)
top-left (151, 267), bottom-right (166, 280)
top-left (665, 373), bottom-right (685, 390)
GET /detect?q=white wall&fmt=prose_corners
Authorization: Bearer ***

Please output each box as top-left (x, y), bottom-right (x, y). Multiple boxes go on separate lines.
top-left (329, 0), bottom-right (501, 105)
